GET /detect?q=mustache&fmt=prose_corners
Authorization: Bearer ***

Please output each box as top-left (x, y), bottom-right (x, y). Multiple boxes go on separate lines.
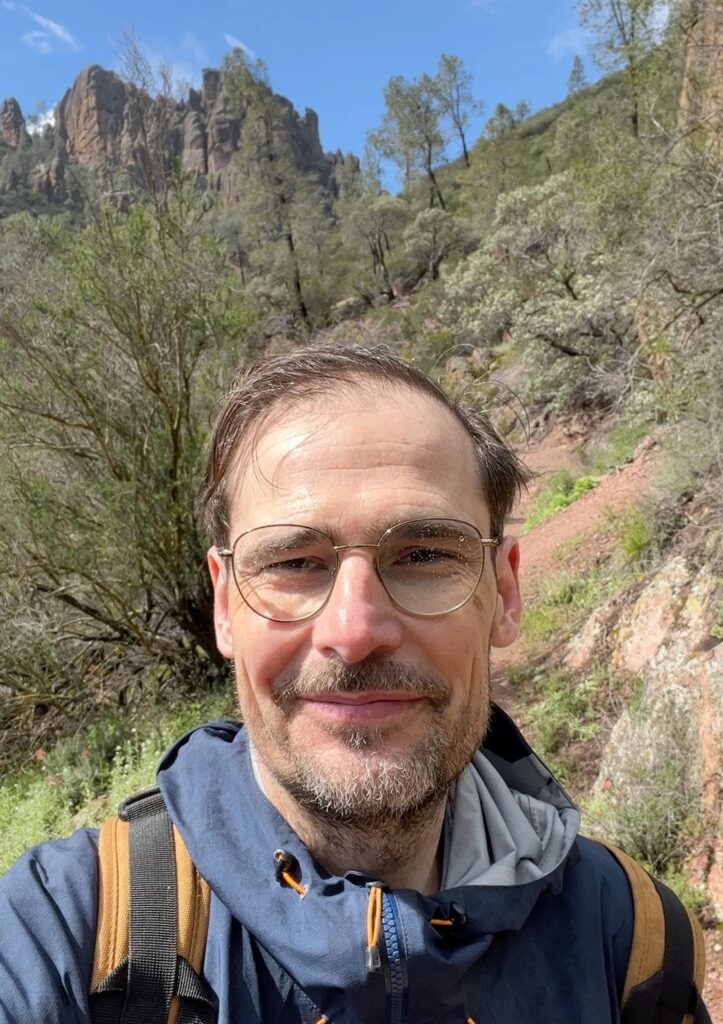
top-left (274, 657), bottom-right (450, 709)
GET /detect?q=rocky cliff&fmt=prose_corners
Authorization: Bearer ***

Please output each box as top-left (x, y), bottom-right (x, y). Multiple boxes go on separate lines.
top-left (0, 63), bottom-right (350, 210)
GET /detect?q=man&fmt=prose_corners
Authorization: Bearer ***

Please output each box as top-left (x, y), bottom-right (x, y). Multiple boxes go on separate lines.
top-left (0, 344), bottom-right (708, 1022)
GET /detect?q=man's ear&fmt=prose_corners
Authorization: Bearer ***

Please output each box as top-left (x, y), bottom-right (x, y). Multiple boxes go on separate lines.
top-left (490, 536), bottom-right (522, 648)
top-left (207, 546), bottom-right (234, 660)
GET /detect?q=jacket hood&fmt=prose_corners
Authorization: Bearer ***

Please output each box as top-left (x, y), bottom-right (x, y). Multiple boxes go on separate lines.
top-left (157, 703), bottom-right (580, 1018)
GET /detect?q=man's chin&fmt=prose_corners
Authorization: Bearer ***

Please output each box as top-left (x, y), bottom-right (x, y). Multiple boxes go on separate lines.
top-left (269, 736), bottom-right (458, 826)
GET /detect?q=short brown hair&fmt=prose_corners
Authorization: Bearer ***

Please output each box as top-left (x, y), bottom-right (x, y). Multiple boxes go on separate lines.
top-left (198, 343), bottom-right (529, 546)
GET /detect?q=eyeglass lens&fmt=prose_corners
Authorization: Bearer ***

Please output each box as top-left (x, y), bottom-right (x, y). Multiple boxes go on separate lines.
top-left (230, 520), bottom-right (486, 622)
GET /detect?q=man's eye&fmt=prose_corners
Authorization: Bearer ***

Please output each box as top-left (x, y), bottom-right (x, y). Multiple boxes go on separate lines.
top-left (397, 546), bottom-right (458, 565)
top-left (261, 557), bottom-right (327, 573)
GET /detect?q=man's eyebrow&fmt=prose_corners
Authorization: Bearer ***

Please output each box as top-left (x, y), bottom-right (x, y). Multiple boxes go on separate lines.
top-left (245, 526), bottom-right (328, 554)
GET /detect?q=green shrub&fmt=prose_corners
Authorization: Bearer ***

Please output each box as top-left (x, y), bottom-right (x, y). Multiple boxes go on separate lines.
top-left (583, 694), bottom-right (701, 877)
top-left (0, 774), bottom-right (74, 875)
top-left (614, 507), bottom-right (654, 563)
top-left (527, 669), bottom-right (602, 757)
top-left (524, 471), bottom-right (599, 532)
top-left (0, 689), bottom-right (234, 874)
top-left (583, 417), bottom-right (652, 475)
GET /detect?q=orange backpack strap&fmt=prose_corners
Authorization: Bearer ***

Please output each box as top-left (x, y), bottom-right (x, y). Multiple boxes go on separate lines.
top-left (593, 839), bottom-right (709, 1024)
top-left (90, 787), bottom-right (215, 1024)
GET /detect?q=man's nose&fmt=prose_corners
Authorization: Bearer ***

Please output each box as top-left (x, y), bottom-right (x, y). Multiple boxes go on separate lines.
top-left (311, 550), bottom-right (403, 664)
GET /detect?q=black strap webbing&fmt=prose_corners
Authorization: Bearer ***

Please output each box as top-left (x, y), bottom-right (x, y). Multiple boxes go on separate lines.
top-left (653, 877), bottom-right (699, 1024)
top-left (123, 788), bottom-right (179, 1023)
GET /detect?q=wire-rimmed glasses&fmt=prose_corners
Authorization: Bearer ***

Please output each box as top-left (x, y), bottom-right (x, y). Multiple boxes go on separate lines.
top-left (217, 518), bottom-right (498, 622)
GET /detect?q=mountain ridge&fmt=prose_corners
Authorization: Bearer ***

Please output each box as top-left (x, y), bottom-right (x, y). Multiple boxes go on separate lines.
top-left (0, 61), bottom-right (352, 211)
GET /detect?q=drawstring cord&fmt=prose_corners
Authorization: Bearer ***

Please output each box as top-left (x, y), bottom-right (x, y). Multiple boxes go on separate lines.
top-left (366, 883), bottom-right (383, 971)
top-left (273, 857), bottom-right (474, 1023)
top-left (274, 849), bottom-right (308, 897)
top-left (431, 901), bottom-right (467, 930)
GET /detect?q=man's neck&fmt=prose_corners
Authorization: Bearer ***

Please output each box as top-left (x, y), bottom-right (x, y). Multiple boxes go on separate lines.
top-left (257, 760), bottom-right (447, 893)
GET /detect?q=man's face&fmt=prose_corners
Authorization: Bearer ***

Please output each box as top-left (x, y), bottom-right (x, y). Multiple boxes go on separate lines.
top-left (208, 385), bottom-right (521, 823)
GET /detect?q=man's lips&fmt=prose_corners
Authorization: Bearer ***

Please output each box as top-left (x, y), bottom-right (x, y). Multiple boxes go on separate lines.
top-left (298, 690), bottom-right (428, 722)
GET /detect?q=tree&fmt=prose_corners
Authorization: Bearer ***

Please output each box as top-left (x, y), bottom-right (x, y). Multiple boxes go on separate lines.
top-left (0, 175), bottom-right (252, 719)
top-left (567, 55), bottom-right (589, 96)
top-left (471, 100), bottom-right (532, 196)
top-left (223, 50), bottom-right (331, 330)
top-left (576, 0), bottom-right (669, 138)
top-left (403, 208), bottom-right (471, 282)
top-left (444, 174), bottom-right (640, 409)
top-left (375, 73), bottom-right (447, 208)
top-left (433, 54), bottom-right (481, 168)
top-left (346, 193), bottom-right (409, 296)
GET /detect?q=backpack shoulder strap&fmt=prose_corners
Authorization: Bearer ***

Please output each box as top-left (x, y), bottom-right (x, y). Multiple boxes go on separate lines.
top-left (593, 838), bottom-right (709, 1024)
top-left (90, 786), bottom-right (215, 1024)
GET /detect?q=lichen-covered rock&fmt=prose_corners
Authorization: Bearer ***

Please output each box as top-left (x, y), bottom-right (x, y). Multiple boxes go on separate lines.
top-left (564, 594), bottom-right (622, 670)
top-left (588, 556), bottom-right (723, 916)
top-left (612, 556), bottom-right (692, 675)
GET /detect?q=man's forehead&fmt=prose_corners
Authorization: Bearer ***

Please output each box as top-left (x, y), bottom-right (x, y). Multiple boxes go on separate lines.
top-left (241, 386), bottom-right (476, 477)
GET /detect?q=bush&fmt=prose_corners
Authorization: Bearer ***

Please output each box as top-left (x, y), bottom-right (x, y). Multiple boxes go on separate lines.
top-left (583, 416), bottom-right (652, 475)
top-left (0, 687), bottom-right (234, 874)
top-left (524, 470), bottom-right (599, 532)
top-left (526, 669), bottom-right (602, 756)
top-left (584, 691), bottom-right (701, 876)
top-left (614, 507), bottom-right (654, 563)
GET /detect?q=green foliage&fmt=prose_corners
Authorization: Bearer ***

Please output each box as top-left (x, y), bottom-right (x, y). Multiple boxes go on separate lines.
top-left (522, 560), bottom-right (640, 654)
top-left (526, 669), bottom-right (602, 756)
top-left (444, 173), bottom-right (644, 412)
top-left (0, 688), bottom-right (233, 875)
top-left (612, 507), bottom-right (654, 563)
top-left (524, 471), bottom-right (599, 532)
top-left (582, 416), bottom-right (652, 474)
top-left (0, 175), bottom-right (252, 730)
top-left (583, 695), bottom-right (701, 874)
top-left (657, 868), bottom-right (710, 914)
top-left (567, 55), bottom-right (588, 97)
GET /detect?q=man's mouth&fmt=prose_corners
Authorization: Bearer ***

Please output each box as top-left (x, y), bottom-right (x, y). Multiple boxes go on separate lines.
top-left (299, 690), bottom-right (428, 723)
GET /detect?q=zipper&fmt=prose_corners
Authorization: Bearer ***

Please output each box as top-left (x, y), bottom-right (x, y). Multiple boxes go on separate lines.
top-left (381, 890), bottom-right (407, 1024)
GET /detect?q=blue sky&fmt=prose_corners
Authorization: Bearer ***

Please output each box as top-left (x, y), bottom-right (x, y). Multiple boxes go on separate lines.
top-left (0, 0), bottom-right (593, 158)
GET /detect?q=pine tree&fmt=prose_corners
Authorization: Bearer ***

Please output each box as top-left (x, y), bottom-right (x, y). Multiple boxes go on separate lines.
top-left (567, 54), bottom-right (588, 96)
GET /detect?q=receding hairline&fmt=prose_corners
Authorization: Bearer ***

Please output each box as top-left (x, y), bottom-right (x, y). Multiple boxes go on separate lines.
top-left (199, 344), bottom-right (529, 547)
top-left (226, 373), bottom-right (486, 510)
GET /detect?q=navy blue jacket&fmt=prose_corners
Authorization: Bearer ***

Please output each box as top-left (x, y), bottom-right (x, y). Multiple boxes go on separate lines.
top-left (0, 708), bottom-right (633, 1023)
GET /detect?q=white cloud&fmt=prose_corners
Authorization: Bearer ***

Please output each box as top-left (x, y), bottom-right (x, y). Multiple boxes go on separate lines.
top-left (224, 32), bottom-right (256, 59)
top-left (6, 4), bottom-right (82, 52)
top-left (546, 26), bottom-right (589, 63)
top-left (26, 104), bottom-right (56, 132)
top-left (21, 28), bottom-right (50, 52)
top-left (24, 7), bottom-right (81, 49)
top-left (182, 31), bottom-right (208, 66)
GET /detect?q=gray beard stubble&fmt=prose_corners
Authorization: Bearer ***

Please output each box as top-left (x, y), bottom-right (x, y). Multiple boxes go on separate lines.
top-left (263, 656), bottom-right (488, 828)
